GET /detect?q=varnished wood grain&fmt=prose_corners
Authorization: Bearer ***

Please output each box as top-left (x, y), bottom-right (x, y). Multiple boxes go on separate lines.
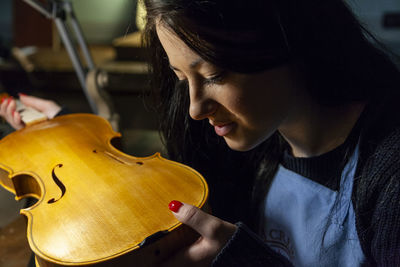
top-left (0, 114), bottom-right (208, 266)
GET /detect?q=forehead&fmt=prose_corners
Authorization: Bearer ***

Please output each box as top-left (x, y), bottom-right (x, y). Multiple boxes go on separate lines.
top-left (156, 23), bottom-right (203, 67)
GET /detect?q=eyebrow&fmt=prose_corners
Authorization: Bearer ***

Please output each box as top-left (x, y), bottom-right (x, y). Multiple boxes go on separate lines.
top-left (169, 58), bottom-right (204, 71)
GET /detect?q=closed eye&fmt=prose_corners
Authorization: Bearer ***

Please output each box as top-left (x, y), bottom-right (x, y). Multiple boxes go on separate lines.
top-left (203, 71), bottom-right (227, 85)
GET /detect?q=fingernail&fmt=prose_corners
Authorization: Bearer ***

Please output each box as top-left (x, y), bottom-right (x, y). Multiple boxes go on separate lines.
top-left (18, 93), bottom-right (27, 97)
top-left (0, 97), bottom-right (5, 104)
top-left (169, 200), bottom-right (183, 213)
top-left (7, 97), bottom-right (12, 104)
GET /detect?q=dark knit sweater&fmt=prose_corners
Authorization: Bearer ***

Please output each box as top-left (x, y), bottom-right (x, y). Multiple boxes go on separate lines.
top-left (212, 100), bottom-right (400, 266)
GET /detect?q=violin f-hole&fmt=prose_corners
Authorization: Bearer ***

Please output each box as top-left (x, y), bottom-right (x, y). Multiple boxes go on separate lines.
top-left (48, 164), bottom-right (66, 204)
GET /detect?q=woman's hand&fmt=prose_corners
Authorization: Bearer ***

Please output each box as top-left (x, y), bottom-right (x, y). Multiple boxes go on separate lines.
top-left (0, 94), bottom-right (61, 130)
top-left (163, 201), bottom-right (237, 267)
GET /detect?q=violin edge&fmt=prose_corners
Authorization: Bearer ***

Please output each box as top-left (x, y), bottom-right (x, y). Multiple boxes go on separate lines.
top-left (27, 206), bottom-right (207, 265)
top-left (0, 113), bottom-right (210, 266)
top-left (0, 165), bottom-right (44, 203)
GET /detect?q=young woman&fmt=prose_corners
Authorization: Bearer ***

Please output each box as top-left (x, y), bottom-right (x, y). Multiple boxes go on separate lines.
top-left (1, 0), bottom-right (400, 266)
top-left (141, 0), bottom-right (400, 266)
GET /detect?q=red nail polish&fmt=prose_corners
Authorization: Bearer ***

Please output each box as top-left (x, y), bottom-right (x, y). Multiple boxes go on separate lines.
top-left (7, 97), bottom-right (12, 104)
top-left (18, 93), bottom-right (27, 97)
top-left (169, 200), bottom-right (183, 213)
top-left (0, 97), bottom-right (5, 104)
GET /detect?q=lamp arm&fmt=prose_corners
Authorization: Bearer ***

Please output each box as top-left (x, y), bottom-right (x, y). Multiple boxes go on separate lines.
top-left (21, 0), bottom-right (98, 114)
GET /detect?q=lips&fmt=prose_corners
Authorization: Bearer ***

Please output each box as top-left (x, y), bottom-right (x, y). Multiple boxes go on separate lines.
top-left (213, 122), bottom-right (235, 136)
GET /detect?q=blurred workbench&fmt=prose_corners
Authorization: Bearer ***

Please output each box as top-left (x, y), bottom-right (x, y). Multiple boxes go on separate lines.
top-left (0, 31), bottom-right (159, 131)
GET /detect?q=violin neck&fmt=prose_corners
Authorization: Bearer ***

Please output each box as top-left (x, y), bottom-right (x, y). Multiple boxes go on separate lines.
top-left (16, 99), bottom-right (47, 126)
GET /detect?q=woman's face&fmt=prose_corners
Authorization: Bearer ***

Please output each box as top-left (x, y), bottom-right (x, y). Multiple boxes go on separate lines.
top-left (157, 23), bottom-right (304, 151)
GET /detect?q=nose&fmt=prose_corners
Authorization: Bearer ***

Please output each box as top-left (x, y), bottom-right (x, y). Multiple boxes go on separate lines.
top-left (188, 80), bottom-right (217, 120)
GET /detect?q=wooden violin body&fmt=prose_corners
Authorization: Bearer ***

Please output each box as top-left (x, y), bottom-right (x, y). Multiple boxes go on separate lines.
top-left (0, 114), bottom-right (208, 266)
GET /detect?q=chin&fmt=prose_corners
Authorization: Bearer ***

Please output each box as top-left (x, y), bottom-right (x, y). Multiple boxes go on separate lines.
top-left (224, 138), bottom-right (261, 152)
top-left (224, 131), bottom-right (273, 152)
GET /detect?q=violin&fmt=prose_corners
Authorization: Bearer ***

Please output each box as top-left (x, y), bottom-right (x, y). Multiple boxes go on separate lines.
top-left (0, 108), bottom-right (208, 266)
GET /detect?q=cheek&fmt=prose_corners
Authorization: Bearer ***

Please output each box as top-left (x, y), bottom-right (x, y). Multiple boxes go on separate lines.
top-left (234, 85), bottom-right (291, 127)
top-left (253, 75), bottom-right (296, 117)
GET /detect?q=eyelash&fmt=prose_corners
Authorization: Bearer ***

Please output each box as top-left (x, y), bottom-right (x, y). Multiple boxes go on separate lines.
top-left (175, 71), bottom-right (226, 86)
top-left (203, 71), bottom-right (226, 85)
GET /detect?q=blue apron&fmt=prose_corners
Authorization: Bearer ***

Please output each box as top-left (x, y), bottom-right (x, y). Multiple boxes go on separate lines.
top-left (262, 143), bottom-right (365, 266)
